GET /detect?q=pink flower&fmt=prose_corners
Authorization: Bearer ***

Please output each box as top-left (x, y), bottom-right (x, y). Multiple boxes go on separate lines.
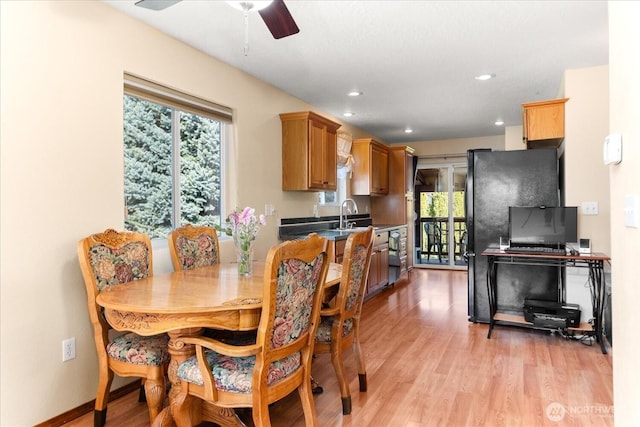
top-left (216, 206), bottom-right (266, 240)
top-left (238, 207), bottom-right (255, 226)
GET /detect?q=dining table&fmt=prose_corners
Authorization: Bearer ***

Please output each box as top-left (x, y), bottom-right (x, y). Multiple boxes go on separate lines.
top-left (96, 260), bottom-right (342, 427)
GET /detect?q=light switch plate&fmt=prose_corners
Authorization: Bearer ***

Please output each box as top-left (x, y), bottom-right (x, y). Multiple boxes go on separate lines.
top-left (625, 195), bottom-right (639, 228)
top-left (582, 201), bottom-right (599, 215)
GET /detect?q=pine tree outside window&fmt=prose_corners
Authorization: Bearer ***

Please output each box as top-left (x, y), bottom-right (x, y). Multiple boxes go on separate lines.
top-left (123, 74), bottom-right (232, 239)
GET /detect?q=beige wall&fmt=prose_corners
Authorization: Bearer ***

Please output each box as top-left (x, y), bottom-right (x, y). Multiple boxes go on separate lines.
top-left (505, 125), bottom-right (524, 151)
top-left (609, 2), bottom-right (640, 426)
top-left (563, 65), bottom-right (610, 255)
top-left (404, 134), bottom-right (504, 158)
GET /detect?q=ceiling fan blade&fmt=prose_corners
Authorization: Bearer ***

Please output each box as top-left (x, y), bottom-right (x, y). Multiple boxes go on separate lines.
top-left (258, 0), bottom-right (299, 39)
top-left (134, 0), bottom-right (181, 11)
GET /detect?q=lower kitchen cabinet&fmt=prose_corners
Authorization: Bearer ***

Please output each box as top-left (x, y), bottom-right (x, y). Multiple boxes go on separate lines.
top-left (367, 231), bottom-right (389, 296)
top-left (324, 229), bottom-right (390, 299)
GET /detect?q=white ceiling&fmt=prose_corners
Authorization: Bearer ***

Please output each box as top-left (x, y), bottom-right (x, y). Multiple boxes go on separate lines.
top-left (105, 0), bottom-right (609, 144)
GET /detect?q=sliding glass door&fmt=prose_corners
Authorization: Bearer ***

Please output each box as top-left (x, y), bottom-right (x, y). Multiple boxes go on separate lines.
top-left (414, 162), bottom-right (467, 269)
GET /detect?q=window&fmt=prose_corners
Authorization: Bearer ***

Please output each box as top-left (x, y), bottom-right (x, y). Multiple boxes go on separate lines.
top-left (318, 166), bottom-right (349, 206)
top-left (123, 74), bottom-right (232, 239)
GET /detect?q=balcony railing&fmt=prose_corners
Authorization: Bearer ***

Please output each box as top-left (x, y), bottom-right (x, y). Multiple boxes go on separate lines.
top-left (417, 217), bottom-right (467, 265)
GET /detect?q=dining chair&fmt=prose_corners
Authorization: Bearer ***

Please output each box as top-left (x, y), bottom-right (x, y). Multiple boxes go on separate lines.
top-left (168, 224), bottom-right (220, 271)
top-left (314, 226), bottom-right (374, 415)
top-left (172, 233), bottom-right (330, 427)
top-left (456, 230), bottom-right (468, 262)
top-left (77, 228), bottom-right (169, 427)
top-left (424, 221), bottom-right (443, 262)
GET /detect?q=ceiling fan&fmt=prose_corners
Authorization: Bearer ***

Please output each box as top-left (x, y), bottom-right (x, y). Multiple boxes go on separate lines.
top-left (134, 0), bottom-right (300, 39)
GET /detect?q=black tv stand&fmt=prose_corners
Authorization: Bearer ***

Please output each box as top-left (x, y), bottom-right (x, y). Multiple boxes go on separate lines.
top-left (482, 248), bottom-right (610, 354)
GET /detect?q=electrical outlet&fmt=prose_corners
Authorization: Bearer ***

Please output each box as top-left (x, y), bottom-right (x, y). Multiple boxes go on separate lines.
top-left (62, 337), bottom-right (76, 362)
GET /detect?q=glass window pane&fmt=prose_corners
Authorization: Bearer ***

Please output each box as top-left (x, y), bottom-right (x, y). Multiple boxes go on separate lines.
top-left (179, 113), bottom-right (222, 227)
top-left (124, 93), bottom-right (225, 239)
top-left (124, 95), bottom-right (173, 239)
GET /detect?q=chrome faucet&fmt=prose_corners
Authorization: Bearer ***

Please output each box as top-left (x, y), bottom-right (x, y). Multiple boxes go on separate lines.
top-left (340, 198), bottom-right (359, 229)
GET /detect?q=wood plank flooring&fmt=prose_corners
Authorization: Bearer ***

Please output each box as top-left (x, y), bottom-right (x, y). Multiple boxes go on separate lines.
top-left (64, 269), bottom-right (613, 426)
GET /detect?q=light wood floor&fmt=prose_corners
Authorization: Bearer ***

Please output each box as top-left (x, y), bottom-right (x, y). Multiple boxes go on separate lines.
top-left (65, 269), bottom-right (613, 426)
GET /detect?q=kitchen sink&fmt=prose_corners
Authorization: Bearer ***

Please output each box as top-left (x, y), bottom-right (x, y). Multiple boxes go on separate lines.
top-left (312, 227), bottom-right (373, 239)
top-left (335, 226), bottom-right (372, 232)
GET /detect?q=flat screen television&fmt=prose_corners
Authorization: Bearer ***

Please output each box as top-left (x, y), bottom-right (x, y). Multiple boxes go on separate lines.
top-left (508, 206), bottom-right (578, 248)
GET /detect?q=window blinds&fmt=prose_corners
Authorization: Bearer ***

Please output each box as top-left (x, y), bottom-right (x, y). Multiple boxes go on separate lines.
top-left (123, 73), bottom-right (233, 123)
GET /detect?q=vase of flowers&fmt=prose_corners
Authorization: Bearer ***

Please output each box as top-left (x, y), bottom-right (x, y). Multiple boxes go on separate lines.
top-left (217, 206), bottom-right (266, 276)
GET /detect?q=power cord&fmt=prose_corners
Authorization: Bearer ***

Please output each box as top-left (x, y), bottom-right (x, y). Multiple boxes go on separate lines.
top-left (558, 326), bottom-right (595, 347)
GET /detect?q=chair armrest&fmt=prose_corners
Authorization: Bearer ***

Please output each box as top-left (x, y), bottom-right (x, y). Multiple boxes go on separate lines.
top-left (180, 336), bottom-right (261, 357)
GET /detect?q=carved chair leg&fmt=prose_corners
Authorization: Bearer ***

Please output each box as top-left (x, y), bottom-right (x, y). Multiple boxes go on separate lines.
top-left (353, 334), bottom-right (368, 392)
top-left (331, 349), bottom-right (351, 415)
top-left (297, 376), bottom-right (318, 427)
top-left (144, 373), bottom-right (166, 425)
top-left (94, 368), bottom-right (114, 427)
top-left (93, 409), bottom-right (107, 427)
top-left (358, 373), bottom-right (368, 392)
top-left (138, 382), bottom-right (146, 402)
top-left (341, 396), bottom-right (352, 415)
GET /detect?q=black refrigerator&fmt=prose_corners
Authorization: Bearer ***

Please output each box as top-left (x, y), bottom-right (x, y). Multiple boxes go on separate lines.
top-left (466, 148), bottom-right (561, 322)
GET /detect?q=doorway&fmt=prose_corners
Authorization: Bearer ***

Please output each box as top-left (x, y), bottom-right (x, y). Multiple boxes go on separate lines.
top-left (413, 162), bottom-right (467, 269)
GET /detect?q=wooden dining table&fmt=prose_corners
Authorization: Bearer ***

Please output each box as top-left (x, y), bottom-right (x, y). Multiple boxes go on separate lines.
top-left (96, 261), bottom-right (342, 427)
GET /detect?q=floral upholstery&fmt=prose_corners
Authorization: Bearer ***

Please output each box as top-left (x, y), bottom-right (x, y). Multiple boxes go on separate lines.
top-left (315, 318), bottom-right (353, 344)
top-left (178, 351), bottom-right (301, 392)
top-left (107, 332), bottom-right (169, 366)
top-left (344, 244), bottom-right (368, 312)
top-left (89, 241), bottom-right (150, 292)
top-left (177, 254), bottom-right (325, 393)
top-left (175, 234), bottom-right (219, 270)
top-left (271, 255), bottom-right (324, 348)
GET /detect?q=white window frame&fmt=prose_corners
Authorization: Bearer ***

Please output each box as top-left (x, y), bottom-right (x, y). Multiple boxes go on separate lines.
top-left (123, 73), bottom-right (233, 240)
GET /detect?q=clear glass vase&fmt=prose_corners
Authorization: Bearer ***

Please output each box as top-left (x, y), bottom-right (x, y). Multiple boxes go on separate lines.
top-left (233, 233), bottom-right (254, 276)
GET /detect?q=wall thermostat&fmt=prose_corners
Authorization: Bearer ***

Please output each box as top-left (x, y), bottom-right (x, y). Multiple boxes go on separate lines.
top-left (603, 134), bottom-right (622, 165)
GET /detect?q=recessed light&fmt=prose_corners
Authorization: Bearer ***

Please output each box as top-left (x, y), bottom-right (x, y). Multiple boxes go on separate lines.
top-left (475, 73), bottom-right (496, 81)
top-left (347, 91), bottom-right (363, 97)
top-left (494, 120), bottom-right (504, 126)
top-left (404, 128), bottom-right (413, 134)
top-left (343, 112), bottom-right (355, 117)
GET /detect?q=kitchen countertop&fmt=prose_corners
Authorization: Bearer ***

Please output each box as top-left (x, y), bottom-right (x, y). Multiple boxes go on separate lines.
top-left (280, 224), bottom-right (407, 241)
top-left (278, 214), bottom-right (408, 241)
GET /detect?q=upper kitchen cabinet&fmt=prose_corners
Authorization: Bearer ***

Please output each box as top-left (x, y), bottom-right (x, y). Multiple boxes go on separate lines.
top-left (280, 111), bottom-right (341, 191)
top-left (351, 138), bottom-right (389, 196)
top-left (522, 98), bottom-right (569, 149)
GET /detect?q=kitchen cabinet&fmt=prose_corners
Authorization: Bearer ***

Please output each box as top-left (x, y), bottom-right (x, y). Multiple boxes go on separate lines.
top-left (280, 111), bottom-right (341, 191)
top-left (367, 230), bottom-right (389, 296)
top-left (522, 98), bottom-right (569, 149)
top-left (351, 138), bottom-right (389, 196)
top-left (371, 145), bottom-right (415, 270)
